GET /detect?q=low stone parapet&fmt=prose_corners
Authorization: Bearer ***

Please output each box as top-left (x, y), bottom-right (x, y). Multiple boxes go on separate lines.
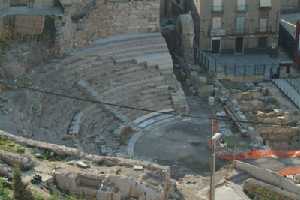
top-left (0, 150), bottom-right (33, 171)
top-left (235, 160), bottom-right (300, 196)
top-left (244, 178), bottom-right (300, 200)
top-left (0, 130), bottom-right (170, 174)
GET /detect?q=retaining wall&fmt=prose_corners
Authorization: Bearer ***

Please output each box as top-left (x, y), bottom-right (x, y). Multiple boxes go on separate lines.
top-left (235, 160), bottom-right (300, 196)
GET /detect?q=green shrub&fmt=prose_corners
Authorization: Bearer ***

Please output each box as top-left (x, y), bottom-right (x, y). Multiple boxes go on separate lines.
top-left (0, 137), bottom-right (26, 154)
top-left (48, 192), bottom-right (81, 200)
top-left (33, 191), bottom-right (45, 200)
top-left (0, 178), bottom-right (11, 200)
top-left (48, 192), bottom-right (60, 200)
top-left (16, 147), bottom-right (26, 154)
top-left (13, 168), bottom-right (34, 200)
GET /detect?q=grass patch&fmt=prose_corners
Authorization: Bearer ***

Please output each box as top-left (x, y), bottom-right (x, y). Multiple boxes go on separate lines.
top-left (37, 149), bottom-right (66, 161)
top-left (220, 79), bottom-right (255, 92)
top-left (0, 137), bottom-right (26, 154)
top-left (48, 192), bottom-right (82, 200)
top-left (0, 177), bottom-right (12, 200)
top-left (244, 184), bottom-right (292, 200)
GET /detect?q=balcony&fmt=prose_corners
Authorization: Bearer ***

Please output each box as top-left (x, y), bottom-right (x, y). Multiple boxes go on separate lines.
top-left (211, 5), bottom-right (224, 13)
top-left (259, 0), bottom-right (272, 9)
top-left (234, 28), bottom-right (245, 35)
top-left (210, 28), bottom-right (226, 36)
top-left (256, 26), bottom-right (274, 34)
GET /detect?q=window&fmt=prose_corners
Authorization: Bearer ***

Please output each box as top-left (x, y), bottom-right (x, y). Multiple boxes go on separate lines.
top-left (260, 0), bottom-right (272, 8)
top-left (3, 16), bottom-right (15, 29)
top-left (259, 18), bottom-right (268, 32)
top-left (10, 0), bottom-right (28, 7)
top-left (237, 0), bottom-right (246, 11)
top-left (212, 17), bottom-right (222, 29)
top-left (236, 16), bottom-right (245, 33)
top-left (258, 37), bottom-right (268, 48)
top-left (212, 0), bottom-right (223, 12)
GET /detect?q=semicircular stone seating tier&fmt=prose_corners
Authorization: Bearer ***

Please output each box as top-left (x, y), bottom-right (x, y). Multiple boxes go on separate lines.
top-left (27, 32), bottom-right (188, 154)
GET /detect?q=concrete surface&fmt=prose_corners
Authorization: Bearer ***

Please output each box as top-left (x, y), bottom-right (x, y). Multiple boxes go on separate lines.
top-left (133, 97), bottom-right (226, 178)
top-left (216, 185), bottom-right (245, 200)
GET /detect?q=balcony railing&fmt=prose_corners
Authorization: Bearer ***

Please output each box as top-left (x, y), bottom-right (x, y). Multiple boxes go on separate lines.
top-left (210, 28), bottom-right (226, 36)
top-left (235, 27), bottom-right (245, 34)
top-left (256, 26), bottom-right (274, 33)
top-left (259, 0), bottom-right (272, 8)
top-left (211, 5), bottom-right (224, 13)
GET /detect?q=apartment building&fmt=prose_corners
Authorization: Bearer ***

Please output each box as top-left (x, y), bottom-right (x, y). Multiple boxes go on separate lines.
top-left (198, 0), bottom-right (281, 54)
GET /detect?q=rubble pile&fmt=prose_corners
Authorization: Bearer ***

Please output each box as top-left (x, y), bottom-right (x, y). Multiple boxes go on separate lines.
top-left (228, 84), bottom-right (300, 149)
top-left (54, 166), bottom-right (171, 200)
top-left (236, 90), bottom-right (278, 113)
top-left (0, 130), bottom-right (180, 200)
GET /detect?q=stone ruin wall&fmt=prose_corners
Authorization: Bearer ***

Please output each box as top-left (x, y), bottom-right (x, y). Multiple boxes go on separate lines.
top-left (0, 0), bottom-right (161, 52)
top-left (54, 170), bottom-right (170, 200)
top-left (57, 0), bottom-right (161, 50)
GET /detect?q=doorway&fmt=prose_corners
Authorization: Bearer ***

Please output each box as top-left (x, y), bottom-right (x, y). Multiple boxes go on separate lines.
top-left (212, 39), bottom-right (221, 53)
top-left (235, 37), bottom-right (243, 53)
top-left (258, 37), bottom-right (268, 48)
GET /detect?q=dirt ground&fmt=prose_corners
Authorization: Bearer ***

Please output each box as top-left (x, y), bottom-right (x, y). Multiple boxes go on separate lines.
top-left (134, 96), bottom-right (227, 178)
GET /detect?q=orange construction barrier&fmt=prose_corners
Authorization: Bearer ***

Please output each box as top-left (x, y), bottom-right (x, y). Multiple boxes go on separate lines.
top-left (278, 167), bottom-right (300, 176)
top-left (218, 150), bottom-right (300, 161)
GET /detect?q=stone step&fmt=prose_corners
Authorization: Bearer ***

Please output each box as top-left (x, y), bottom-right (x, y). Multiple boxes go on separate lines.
top-left (91, 32), bottom-right (164, 46)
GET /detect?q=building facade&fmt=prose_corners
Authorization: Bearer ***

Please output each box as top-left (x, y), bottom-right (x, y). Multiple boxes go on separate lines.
top-left (197, 0), bottom-right (281, 54)
top-left (281, 0), bottom-right (300, 12)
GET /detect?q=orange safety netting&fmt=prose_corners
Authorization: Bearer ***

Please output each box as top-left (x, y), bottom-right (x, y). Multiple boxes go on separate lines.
top-left (218, 150), bottom-right (300, 161)
top-left (278, 167), bottom-right (300, 176)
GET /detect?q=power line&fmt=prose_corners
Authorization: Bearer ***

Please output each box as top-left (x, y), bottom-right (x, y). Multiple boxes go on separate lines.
top-left (0, 79), bottom-right (294, 127)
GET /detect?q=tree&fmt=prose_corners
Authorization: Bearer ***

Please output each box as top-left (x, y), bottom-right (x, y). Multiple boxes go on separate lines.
top-left (12, 168), bottom-right (34, 200)
top-left (0, 178), bottom-right (11, 200)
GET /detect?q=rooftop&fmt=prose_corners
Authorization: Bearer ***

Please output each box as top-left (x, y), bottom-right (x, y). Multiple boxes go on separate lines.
top-left (280, 12), bottom-right (300, 39)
